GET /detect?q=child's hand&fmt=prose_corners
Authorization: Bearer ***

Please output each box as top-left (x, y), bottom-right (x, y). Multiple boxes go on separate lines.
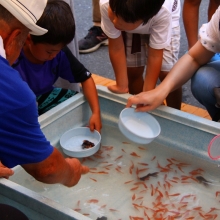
top-left (108, 85), bottom-right (128, 94)
top-left (89, 113), bottom-right (102, 133)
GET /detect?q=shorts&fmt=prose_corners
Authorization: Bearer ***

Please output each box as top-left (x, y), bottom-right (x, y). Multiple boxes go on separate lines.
top-left (37, 87), bottom-right (78, 115)
top-left (125, 26), bottom-right (180, 72)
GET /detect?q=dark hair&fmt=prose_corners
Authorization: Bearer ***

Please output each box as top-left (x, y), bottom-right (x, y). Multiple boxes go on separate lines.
top-left (30, 0), bottom-right (75, 45)
top-left (109, 0), bottom-right (165, 25)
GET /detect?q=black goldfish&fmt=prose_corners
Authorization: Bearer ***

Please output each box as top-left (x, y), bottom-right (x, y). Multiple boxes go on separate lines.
top-left (140, 172), bottom-right (159, 181)
top-left (196, 176), bottom-right (212, 186)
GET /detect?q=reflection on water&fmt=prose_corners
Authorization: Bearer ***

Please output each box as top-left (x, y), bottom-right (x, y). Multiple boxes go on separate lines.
top-left (10, 124), bottom-right (220, 220)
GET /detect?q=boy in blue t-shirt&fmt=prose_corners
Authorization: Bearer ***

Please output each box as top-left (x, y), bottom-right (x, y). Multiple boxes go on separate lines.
top-left (13, 0), bottom-right (101, 132)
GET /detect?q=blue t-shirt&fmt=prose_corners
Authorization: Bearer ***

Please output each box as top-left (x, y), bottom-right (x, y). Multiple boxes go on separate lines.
top-left (13, 46), bottom-right (91, 96)
top-left (0, 57), bottom-right (53, 168)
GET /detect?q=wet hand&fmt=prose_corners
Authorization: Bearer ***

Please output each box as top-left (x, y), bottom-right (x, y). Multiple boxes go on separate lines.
top-left (89, 113), bottom-right (102, 133)
top-left (0, 162), bottom-right (14, 179)
top-left (65, 158), bottom-right (89, 187)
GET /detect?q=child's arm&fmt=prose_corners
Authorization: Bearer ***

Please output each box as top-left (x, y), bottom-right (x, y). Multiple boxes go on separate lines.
top-left (81, 77), bottom-right (102, 133)
top-left (143, 46), bottom-right (163, 92)
top-left (61, 46), bottom-right (102, 132)
top-left (126, 41), bottom-right (214, 112)
top-left (107, 35), bottom-right (129, 94)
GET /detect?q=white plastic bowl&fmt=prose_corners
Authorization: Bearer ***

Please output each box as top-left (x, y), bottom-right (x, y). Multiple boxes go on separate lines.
top-left (60, 127), bottom-right (101, 158)
top-left (118, 108), bottom-right (161, 144)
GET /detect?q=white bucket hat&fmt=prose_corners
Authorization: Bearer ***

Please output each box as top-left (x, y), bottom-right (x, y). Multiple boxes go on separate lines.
top-left (0, 0), bottom-right (48, 35)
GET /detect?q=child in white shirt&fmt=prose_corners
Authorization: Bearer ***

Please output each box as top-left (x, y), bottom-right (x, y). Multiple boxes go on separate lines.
top-left (100, 0), bottom-right (182, 109)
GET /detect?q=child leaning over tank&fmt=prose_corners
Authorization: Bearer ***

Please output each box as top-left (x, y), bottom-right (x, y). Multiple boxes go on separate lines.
top-left (13, 0), bottom-right (102, 132)
top-left (100, 0), bottom-right (181, 110)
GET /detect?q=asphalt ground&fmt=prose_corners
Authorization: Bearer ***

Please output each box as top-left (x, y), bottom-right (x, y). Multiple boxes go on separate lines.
top-left (73, 0), bottom-right (209, 108)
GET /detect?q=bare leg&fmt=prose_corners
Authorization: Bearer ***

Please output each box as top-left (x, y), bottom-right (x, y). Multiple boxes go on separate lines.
top-left (183, 0), bottom-right (202, 49)
top-left (159, 71), bottom-right (182, 110)
top-left (208, 0), bottom-right (220, 20)
top-left (127, 66), bottom-right (145, 95)
top-left (92, 0), bottom-right (101, 25)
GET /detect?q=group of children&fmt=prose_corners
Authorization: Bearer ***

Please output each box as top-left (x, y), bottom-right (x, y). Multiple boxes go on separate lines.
top-left (16, 0), bottom-right (220, 125)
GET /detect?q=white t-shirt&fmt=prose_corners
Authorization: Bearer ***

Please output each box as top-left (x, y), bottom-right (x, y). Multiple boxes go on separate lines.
top-left (199, 6), bottom-right (220, 53)
top-left (100, 0), bottom-right (180, 50)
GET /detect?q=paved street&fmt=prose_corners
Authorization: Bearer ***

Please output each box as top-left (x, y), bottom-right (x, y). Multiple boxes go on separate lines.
top-left (73, 0), bottom-right (210, 108)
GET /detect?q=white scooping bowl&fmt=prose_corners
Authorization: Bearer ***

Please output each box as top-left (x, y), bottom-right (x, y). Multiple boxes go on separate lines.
top-left (118, 108), bottom-right (161, 144)
top-left (60, 127), bottom-right (101, 158)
